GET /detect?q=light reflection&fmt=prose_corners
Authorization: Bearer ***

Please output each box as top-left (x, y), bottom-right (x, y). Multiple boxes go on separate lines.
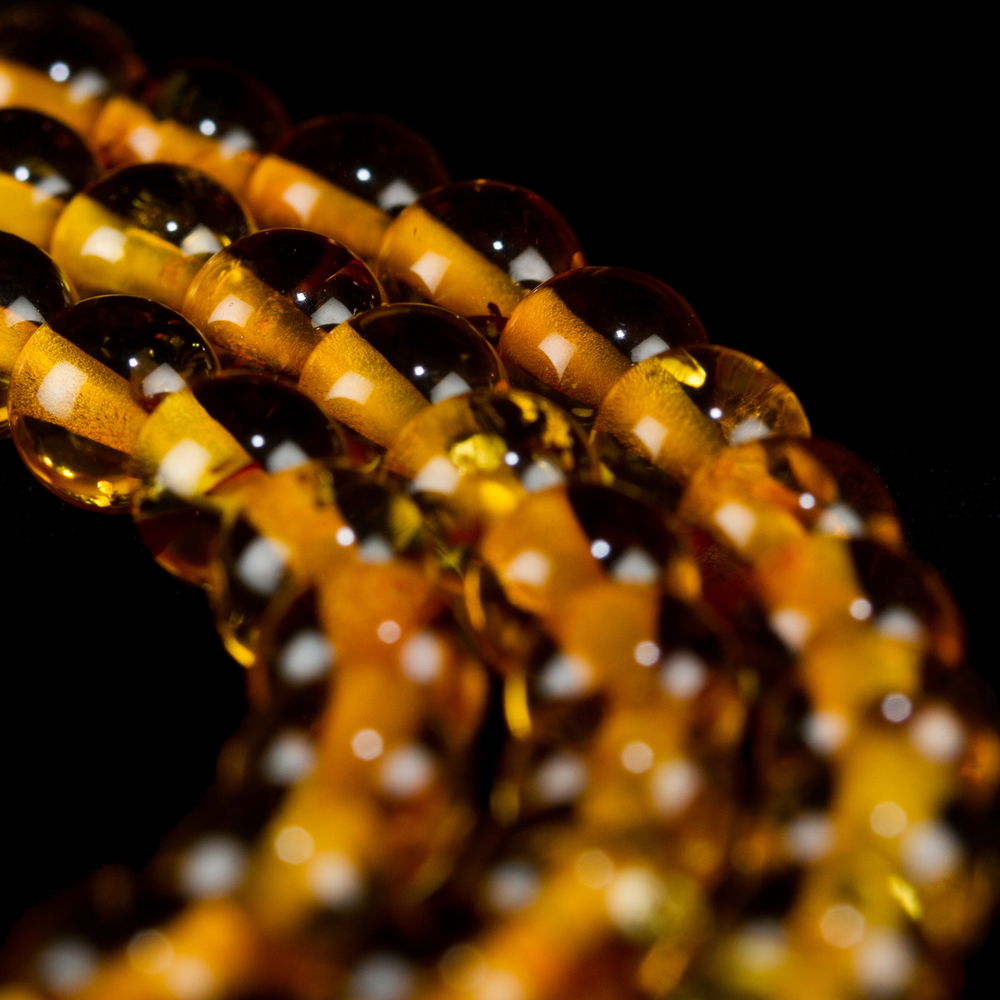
top-left (352, 728), bottom-right (385, 760)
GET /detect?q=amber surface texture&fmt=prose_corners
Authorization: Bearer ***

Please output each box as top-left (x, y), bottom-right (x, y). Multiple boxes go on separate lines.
top-left (50, 162), bottom-right (252, 311)
top-left (247, 113), bottom-right (449, 259)
top-left (183, 228), bottom-right (383, 377)
top-left (8, 294), bottom-right (217, 509)
top-left (376, 179), bottom-right (585, 327)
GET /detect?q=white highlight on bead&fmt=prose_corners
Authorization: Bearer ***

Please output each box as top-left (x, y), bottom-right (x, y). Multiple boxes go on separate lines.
top-left (141, 362), bottom-right (185, 397)
top-left (504, 548), bottom-right (551, 587)
top-left (179, 835), bottom-right (247, 898)
top-left (610, 546), bottom-right (660, 583)
top-left (910, 706), bottom-right (967, 763)
top-left (881, 692), bottom-right (913, 723)
top-left (537, 653), bottom-right (593, 699)
top-left (854, 928), bottom-right (917, 996)
top-left (850, 597), bottom-right (874, 620)
top-left (379, 744), bottom-right (436, 798)
top-left (67, 68), bottom-right (106, 103)
top-left (5, 294), bottom-right (45, 324)
top-left (537, 332), bottom-right (577, 379)
top-left (279, 629), bottom-right (334, 684)
top-left (36, 360), bottom-right (86, 420)
top-left (870, 801), bottom-right (908, 838)
top-left (590, 538), bottom-right (611, 560)
top-left (799, 492), bottom-right (817, 510)
top-left (631, 414), bottom-right (668, 460)
top-left (377, 619), bottom-right (402, 644)
top-left (820, 903), bottom-right (866, 949)
top-left (80, 224), bottom-right (126, 262)
top-left (411, 455), bottom-right (461, 496)
top-left (275, 825), bottom-right (315, 864)
top-left (521, 458), bottom-right (565, 492)
top-left (350, 952), bottom-right (414, 1000)
top-left (484, 861), bottom-right (540, 913)
top-left (730, 921), bottom-right (788, 972)
top-left (729, 416), bottom-right (771, 444)
top-left (127, 929), bottom-right (173, 975)
top-left (659, 650), bottom-right (708, 699)
top-left (352, 728), bottom-right (384, 760)
top-left (532, 753), bottom-right (588, 804)
top-left (261, 731), bottom-right (316, 785)
top-left (713, 501), bottom-right (757, 548)
top-left (327, 370), bottom-right (375, 405)
top-left (336, 525), bottom-right (356, 547)
top-left (784, 812), bottom-right (835, 862)
top-left (509, 247), bottom-right (554, 284)
top-left (802, 710), bottom-right (849, 756)
top-left (359, 535), bottom-right (395, 563)
top-left (156, 438), bottom-right (212, 498)
top-left (409, 251), bottom-right (450, 294)
top-left (235, 535), bottom-right (289, 596)
top-left (430, 371), bottom-right (471, 403)
top-left (218, 126), bottom-right (254, 159)
top-left (309, 852), bottom-right (364, 908)
top-left (168, 957), bottom-right (216, 999)
top-left (606, 867), bottom-right (665, 935)
top-left (265, 439), bottom-right (309, 473)
top-left (38, 939), bottom-right (98, 994)
top-left (32, 172), bottom-right (72, 203)
top-left (400, 630), bottom-right (444, 683)
top-left (621, 740), bottom-right (654, 774)
top-left (630, 334), bottom-right (668, 363)
top-left (0, 70), bottom-right (12, 105)
top-left (180, 224), bottom-right (223, 256)
top-left (902, 821), bottom-right (962, 884)
top-left (378, 178), bottom-right (419, 213)
top-left (575, 849), bottom-right (615, 889)
top-left (770, 607), bottom-right (812, 651)
top-left (282, 180), bottom-right (320, 220)
top-left (310, 297), bottom-right (353, 328)
top-left (877, 605), bottom-right (925, 643)
top-left (128, 124), bottom-right (162, 160)
top-left (650, 758), bottom-right (702, 817)
top-left (634, 639), bottom-right (660, 667)
top-left (208, 293), bottom-right (253, 329)
top-left (817, 501), bottom-right (866, 538)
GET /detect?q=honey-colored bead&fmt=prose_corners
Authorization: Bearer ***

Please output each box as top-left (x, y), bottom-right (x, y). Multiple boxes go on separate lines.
top-left (50, 163), bottom-right (251, 312)
top-left (93, 60), bottom-right (289, 196)
top-left (1, 232), bottom-right (74, 435)
top-left (376, 179), bottom-right (584, 328)
top-left (299, 303), bottom-right (505, 448)
top-left (0, 108), bottom-right (98, 249)
top-left (8, 294), bottom-right (216, 509)
top-left (500, 266), bottom-right (707, 414)
top-left (594, 343), bottom-right (810, 483)
top-left (183, 228), bottom-right (383, 377)
top-left (247, 113), bottom-right (449, 259)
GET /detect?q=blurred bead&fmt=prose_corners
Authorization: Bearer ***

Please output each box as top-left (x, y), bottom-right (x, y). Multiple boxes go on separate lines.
top-left (299, 303), bottom-right (505, 448)
top-left (50, 163), bottom-right (251, 311)
top-left (500, 266), bottom-right (707, 415)
top-left (0, 108), bottom-right (98, 248)
top-left (376, 179), bottom-right (584, 331)
top-left (93, 60), bottom-right (289, 195)
top-left (0, 232), bottom-right (74, 435)
top-left (184, 229), bottom-right (383, 377)
top-left (0, 3), bottom-right (143, 134)
top-left (8, 294), bottom-right (216, 509)
top-left (594, 344), bottom-right (810, 483)
top-left (247, 113), bottom-right (449, 259)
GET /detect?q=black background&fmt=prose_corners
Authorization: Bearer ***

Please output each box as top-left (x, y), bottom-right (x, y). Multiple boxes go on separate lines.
top-left (1, 2), bottom-right (993, 992)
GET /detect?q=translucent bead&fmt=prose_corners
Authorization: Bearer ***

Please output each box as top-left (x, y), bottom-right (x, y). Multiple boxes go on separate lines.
top-left (376, 179), bottom-right (584, 331)
top-left (299, 302), bottom-right (505, 448)
top-left (247, 113), bottom-right (449, 259)
top-left (1, 232), bottom-right (74, 435)
top-left (594, 343), bottom-right (810, 483)
top-left (8, 294), bottom-right (217, 509)
top-left (500, 266), bottom-right (707, 414)
top-left (183, 229), bottom-right (383, 377)
top-left (93, 60), bottom-right (289, 195)
top-left (50, 163), bottom-right (251, 311)
top-left (0, 108), bottom-right (98, 249)
top-left (0, 3), bottom-right (143, 134)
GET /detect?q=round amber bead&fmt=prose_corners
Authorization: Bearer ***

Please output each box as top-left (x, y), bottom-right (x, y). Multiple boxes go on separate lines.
top-left (247, 113), bottom-right (449, 259)
top-left (183, 228), bottom-right (383, 377)
top-left (299, 302), bottom-right (505, 448)
top-left (0, 107), bottom-right (98, 249)
top-left (376, 179), bottom-right (584, 329)
top-left (500, 266), bottom-right (707, 413)
top-left (8, 294), bottom-right (217, 509)
top-left (50, 162), bottom-right (252, 312)
top-left (1, 231), bottom-right (74, 435)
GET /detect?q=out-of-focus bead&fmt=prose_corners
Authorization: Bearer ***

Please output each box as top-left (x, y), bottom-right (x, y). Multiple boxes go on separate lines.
top-left (0, 108), bottom-right (98, 248)
top-left (376, 179), bottom-right (584, 332)
top-left (0, 3), bottom-right (143, 134)
top-left (299, 302), bottom-right (505, 448)
top-left (0, 232), bottom-right (74, 434)
top-left (8, 294), bottom-right (217, 508)
top-left (93, 60), bottom-right (289, 195)
top-left (247, 113), bottom-right (449, 259)
top-left (50, 162), bottom-right (251, 311)
top-left (500, 266), bottom-right (707, 415)
top-left (183, 229), bottom-right (383, 377)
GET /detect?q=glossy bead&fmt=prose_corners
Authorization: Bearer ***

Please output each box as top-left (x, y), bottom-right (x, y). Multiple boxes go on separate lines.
top-left (594, 343), bottom-right (810, 483)
top-left (0, 108), bottom-right (98, 248)
top-left (8, 294), bottom-right (217, 509)
top-left (376, 179), bottom-right (584, 329)
top-left (247, 113), bottom-right (449, 259)
top-left (299, 303), bottom-right (505, 448)
top-left (183, 229), bottom-right (383, 377)
top-left (500, 266), bottom-right (707, 414)
top-left (0, 3), bottom-right (143, 134)
top-left (0, 232), bottom-right (74, 435)
top-left (93, 60), bottom-right (289, 195)
top-left (50, 163), bottom-right (252, 312)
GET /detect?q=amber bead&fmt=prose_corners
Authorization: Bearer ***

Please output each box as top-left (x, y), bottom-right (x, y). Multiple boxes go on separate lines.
top-left (500, 266), bottom-right (707, 414)
top-left (376, 179), bottom-right (585, 329)
top-left (93, 60), bottom-right (289, 196)
top-left (8, 294), bottom-right (217, 509)
top-left (0, 232), bottom-right (74, 435)
top-left (0, 107), bottom-right (98, 249)
top-left (299, 302), bottom-right (505, 448)
top-left (0, 3), bottom-right (142, 134)
top-left (50, 162), bottom-right (252, 311)
top-left (247, 113), bottom-right (449, 259)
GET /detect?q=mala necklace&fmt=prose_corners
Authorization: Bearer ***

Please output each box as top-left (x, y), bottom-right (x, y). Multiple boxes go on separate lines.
top-left (1, 5), bottom-right (997, 999)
